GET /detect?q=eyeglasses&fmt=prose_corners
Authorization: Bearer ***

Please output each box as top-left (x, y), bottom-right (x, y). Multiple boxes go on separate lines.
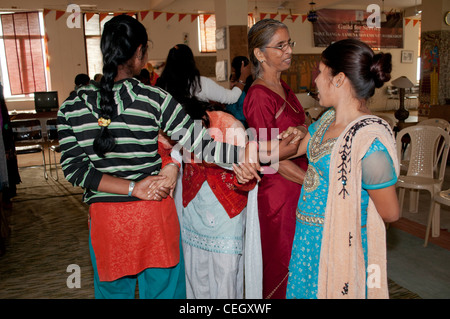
top-left (266, 41), bottom-right (296, 52)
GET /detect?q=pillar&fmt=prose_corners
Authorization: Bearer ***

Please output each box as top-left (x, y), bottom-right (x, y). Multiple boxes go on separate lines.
top-left (214, 0), bottom-right (249, 87)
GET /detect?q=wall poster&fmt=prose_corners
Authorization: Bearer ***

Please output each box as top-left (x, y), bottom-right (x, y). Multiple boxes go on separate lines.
top-left (312, 9), bottom-right (403, 49)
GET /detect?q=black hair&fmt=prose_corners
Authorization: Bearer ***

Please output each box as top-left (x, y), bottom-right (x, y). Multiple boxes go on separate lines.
top-left (74, 74), bottom-right (90, 87)
top-left (93, 14), bottom-right (148, 158)
top-left (231, 56), bottom-right (253, 93)
top-left (156, 44), bottom-right (201, 104)
top-left (321, 39), bottom-right (392, 101)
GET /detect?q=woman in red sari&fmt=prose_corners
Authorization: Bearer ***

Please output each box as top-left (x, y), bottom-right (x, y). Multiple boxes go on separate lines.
top-left (244, 19), bottom-right (308, 299)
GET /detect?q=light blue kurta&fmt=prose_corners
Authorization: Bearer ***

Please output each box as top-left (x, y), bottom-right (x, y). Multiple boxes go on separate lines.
top-left (286, 109), bottom-right (397, 299)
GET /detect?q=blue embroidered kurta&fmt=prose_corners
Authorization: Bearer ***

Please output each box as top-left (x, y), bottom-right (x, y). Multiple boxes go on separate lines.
top-left (286, 109), bottom-right (397, 299)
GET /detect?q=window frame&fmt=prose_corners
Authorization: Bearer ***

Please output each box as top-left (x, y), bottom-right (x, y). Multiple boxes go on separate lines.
top-left (197, 14), bottom-right (216, 53)
top-left (0, 11), bottom-right (48, 99)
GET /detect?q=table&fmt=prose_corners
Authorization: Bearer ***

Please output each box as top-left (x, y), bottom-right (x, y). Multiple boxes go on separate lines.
top-left (9, 111), bottom-right (58, 139)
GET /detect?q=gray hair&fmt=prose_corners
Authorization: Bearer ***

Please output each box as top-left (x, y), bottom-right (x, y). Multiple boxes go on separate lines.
top-left (247, 19), bottom-right (288, 77)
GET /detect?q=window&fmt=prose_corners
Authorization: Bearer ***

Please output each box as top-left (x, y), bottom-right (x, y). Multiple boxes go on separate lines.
top-left (416, 21), bottom-right (421, 83)
top-left (84, 13), bottom-right (114, 79)
top-left (0, 11), bottom-right (47, 97)
top-left (198, 14), bottom-right (216, 53)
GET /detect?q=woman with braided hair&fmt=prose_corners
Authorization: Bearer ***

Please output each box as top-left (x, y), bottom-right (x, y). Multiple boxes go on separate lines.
top-left (57, 14), bottom-right (261, 299)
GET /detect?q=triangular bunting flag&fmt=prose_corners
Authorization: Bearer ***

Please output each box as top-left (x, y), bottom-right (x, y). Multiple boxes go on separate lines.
top-left (413, 19), bottom-right (420, 27)
top-left (260, 13), bottom-right (267, 20)
top-left (191, 14), bottom-right (199, 22)
top-left (270, 13), bottom-right (277, 19)
top-left (99, 13), bottom-right (109, 23)
top-left (153, 11), bottom-right (163, 20)
top-left (281, 14), bottom-right (288, 22)
top-left (114, 12), bottom-right (122, 16)
top-left (291, 14), bottom-right (299, 22)
top-left (179, 13), bottom-right (187, 22)
top-left (166, 12), bottom-right (175, 21)
top-left (140, 10), bottom-right (149, 20)
top-left (405, 18), bottom-right (411, 26)
top-left (43, 9), bottom-right (51, 17)
top-left (302, 14), bottom-right (308, 22)
top-left (85, 12), bottom-right (95, 22)
top-left (55, 10), bottom-right (65, 21)
top-left (204, 14), bottom-right (211, 22)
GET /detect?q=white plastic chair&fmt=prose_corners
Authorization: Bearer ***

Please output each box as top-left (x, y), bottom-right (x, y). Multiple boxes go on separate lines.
top-left (395, 126), bottom-right (450, 246)
top-left (400, 118), bottom-right (449, 174)
top-left (426, 189), bottom-right (450, 247)
top-left (417, 118), bottom-right (450, 132)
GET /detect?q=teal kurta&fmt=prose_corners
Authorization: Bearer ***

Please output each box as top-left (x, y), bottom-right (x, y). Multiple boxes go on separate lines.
top-left (286, 109), bottom-right (397, 299)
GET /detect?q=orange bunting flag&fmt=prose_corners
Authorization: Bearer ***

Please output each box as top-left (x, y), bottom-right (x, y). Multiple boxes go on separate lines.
top-left (405, 18), bottom-right (411, 26)
top-left (43, 9), bottom-right (51, 17)
top-left (260, 13), bottom-right (267, 20)
top-left (270, 13), bottom-right (277, 19)
top-left (166, 12), bottom-right (175, 21)
top-left (55, 10), bottom-right (65, 21)
top-left (140, 10), bottom-right (149, 20)
top-left (99, 13), bottom-right (109, 23)
top-left (153, 11), bottom-right (163, 20)
top-left (281, 14), bottom-right (288, 22)
top-left (302, 14), bottom-right (308, 22)
top-left (179, 13), bottom-right (187, 22)
top-left (413, 19), bottom-right (420, 27)
top-left (291, 14), bottom-right (299, 22)
top-left (203, 14), bottom-right (211, 22)
top-left (191, 14), bottom-right (199, 22)
top-left (85, 12), bottom-right (95, 22)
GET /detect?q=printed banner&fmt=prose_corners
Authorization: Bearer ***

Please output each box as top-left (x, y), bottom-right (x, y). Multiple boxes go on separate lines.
top-left (313, 9), bottom-right (403, 48)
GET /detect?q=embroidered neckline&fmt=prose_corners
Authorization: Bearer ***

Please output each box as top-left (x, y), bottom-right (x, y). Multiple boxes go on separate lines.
top-left (308, 109), bottom-right (337, 163)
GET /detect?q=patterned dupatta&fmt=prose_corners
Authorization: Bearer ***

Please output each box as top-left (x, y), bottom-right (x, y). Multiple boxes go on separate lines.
top-left (317, 114), bottom-right (399, 299)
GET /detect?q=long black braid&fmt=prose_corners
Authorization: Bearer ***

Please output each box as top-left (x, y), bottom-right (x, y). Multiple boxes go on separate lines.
top-left (93, 15), bottom-right (148, 157)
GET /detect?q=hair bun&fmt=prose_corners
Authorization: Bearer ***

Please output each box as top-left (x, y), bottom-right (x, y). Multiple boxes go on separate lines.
top-left (370, 53), bottom-right (392, 88)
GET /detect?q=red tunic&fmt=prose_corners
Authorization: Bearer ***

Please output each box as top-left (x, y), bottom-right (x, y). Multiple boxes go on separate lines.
top-left (89, 141), bottom-right (181, 282)
top-left (244, 81), bottom-right (308, 299)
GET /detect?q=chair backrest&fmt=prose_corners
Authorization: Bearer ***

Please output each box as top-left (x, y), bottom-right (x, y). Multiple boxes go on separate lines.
top-left (10, 119), bottom-right (43, 142)
top-left (46, 118), bottom-right (58, 141)
top-left (417, 118), bottom-right (450, 132)
top-left (396, 126), bottom-right (450, 181)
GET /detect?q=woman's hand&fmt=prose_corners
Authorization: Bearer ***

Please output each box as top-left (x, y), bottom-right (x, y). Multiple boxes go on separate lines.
top-left (240, 61), bottom-right (252, 81)
top-left (148, 163), bottom-right (179, 199)
top-left (236, 141), bottom-right (262, 183)
top-left (233, 163), bottom-right (259, 184)
top-left (133, 175), bottom-right (170, 201)
top-left (278, 126), bottom-right (307, 144)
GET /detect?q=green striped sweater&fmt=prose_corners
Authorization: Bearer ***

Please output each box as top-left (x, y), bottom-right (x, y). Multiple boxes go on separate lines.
top-left (57, 78), bottom-right (239, 204)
